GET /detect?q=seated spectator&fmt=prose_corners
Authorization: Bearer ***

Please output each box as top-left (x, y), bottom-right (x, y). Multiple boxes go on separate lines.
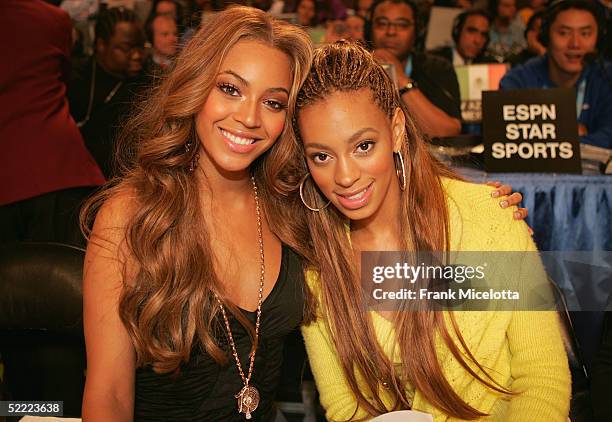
top-left (430, 8), bottom-right (497, 65)
top-left (296, 0), bottom-right (318, 26)
top-left (346, 14), bottom-right (366, 42)
top-left (295, 0), bottom-right (329, 43)
top-left (488, 0), bottom-right (526, 62)
top-left (148, 0), bottom-right (186, 40)
top-left (324, 14), bottom-right (365, 43)
top-left (144, 14), bottom-right (179, 75)
top-left (508, 10), bottom-right (546, 67)
top-left (68, 7), bottom-right (148, 178)
top-left (368, 0), bottom-right (462, 137)
top-left (500, 0), bottom-right (612, 149)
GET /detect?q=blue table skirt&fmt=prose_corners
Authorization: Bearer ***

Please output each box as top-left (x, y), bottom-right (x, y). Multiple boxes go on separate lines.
top-left (462, 171), bottom-right (612, 252)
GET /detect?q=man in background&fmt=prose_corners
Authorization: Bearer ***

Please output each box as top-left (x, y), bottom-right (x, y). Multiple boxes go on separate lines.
top-left (145, 13), bottom-right (179, 75)
top-left (68, 7), bottom-right (148, 178)
top-left (488, 0), bottom-right (526, 61)
top-left (430, 9), bottom-right (497, 65)
top-left (500, 0), bottom-right (612, 149)
top-left (368, 0), bottom-right (461, 137)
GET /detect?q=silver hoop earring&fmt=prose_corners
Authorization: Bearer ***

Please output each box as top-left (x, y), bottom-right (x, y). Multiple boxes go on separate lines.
top-left (394, 152), bottom-right (406, 191)
top-left (299, 173), bottom-right (331, 212)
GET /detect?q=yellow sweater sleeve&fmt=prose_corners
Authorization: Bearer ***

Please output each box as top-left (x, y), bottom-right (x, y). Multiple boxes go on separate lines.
top-left (301, 307), bottom-right (373, 421)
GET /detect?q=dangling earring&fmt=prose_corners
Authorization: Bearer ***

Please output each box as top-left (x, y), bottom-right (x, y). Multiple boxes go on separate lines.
top-left (299, 173), bottom-right (331, 212)
top-left (185, 138), bottom-right (200, 172)
top-left (394, 151), bottom-right (406, 191)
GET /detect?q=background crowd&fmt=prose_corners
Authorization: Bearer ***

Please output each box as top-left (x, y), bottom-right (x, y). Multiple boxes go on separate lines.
top-left (2, 0), bottom-right (611, 246)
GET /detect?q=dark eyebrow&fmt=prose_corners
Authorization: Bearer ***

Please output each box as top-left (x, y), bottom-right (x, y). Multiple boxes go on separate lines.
top-left (558, 24), bottom-right (594, 30)
top-left (220, 70), bottom-right (290, 96)
top-left (304, 127), bottom-right (380, 150)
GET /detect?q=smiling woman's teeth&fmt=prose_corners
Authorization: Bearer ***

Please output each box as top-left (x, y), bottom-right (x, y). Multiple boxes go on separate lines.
top-left (346, 188), bottom-right (367, 200)
top-left (221, 129), bottom-right (255, 145)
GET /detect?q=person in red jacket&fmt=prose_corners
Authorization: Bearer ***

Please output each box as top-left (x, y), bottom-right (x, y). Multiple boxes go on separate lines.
top-left (0, 0), bottom-right (105, 247)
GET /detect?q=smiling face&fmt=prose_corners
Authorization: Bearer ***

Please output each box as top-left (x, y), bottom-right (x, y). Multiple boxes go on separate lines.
top-left (299, 89), bottom-right (405, 225)
top-left (548, 9), bottom-right (598, 77)
top-left (195, 39), bottom-right (292, 175)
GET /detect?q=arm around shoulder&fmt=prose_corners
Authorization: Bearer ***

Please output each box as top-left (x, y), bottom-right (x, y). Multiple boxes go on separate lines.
top-left (82, 193), bottom-right (137, 422)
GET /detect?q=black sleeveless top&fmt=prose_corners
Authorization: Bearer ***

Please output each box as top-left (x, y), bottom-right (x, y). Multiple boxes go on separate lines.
top-left (134, 245), bottom-right (305, 421)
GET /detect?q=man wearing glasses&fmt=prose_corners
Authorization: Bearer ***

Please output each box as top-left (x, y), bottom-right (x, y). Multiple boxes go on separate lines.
top-left (68, 7), bottom-right (147, 178)
top-left (368, 0), bottom-right (462, 137)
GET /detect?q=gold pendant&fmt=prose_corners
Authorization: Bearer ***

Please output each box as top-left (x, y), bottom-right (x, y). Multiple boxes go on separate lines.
top-left (236, 384), bottom-right (260, 419)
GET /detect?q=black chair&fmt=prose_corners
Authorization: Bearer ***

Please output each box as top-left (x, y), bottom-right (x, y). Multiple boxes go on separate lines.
top-left (0, 242), bottom-right (86, 418)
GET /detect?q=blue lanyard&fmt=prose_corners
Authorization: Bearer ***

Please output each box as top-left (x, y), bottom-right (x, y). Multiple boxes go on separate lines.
top-left (543, 78), bottom-right (587, 118)
top-left (404, 55), bottom-right (413, 78)
top-left (575, 79), bottom-right (586, 118)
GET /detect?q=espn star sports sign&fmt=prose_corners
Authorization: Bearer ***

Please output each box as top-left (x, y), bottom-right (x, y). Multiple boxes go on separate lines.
top-left (482, 88), bottom-right (582, 173)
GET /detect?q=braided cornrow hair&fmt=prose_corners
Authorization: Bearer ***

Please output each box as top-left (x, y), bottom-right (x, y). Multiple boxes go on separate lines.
top-left (291, 42), bottom-right (511, 419)
top-left (95, 7), bottom-right (140, 42)
top-left (296, 41), bottom-right (397, 118)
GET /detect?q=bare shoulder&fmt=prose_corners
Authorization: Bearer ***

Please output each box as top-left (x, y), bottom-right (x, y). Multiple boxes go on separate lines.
top-left (91, 189), bottom-right (139, 238)
top-left (84, 188), bottom-right (140, 288)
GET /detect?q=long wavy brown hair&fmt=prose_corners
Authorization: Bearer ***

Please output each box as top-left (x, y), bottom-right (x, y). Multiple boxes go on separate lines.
top-left (276, 42), bottom-right (510, 420)
top-left (81, 6), bottom-right (313, 374)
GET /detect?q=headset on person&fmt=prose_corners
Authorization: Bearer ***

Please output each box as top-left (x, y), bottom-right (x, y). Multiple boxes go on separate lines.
top-left (451, 8), bottom-right (492, 51)
top-left (537, 0), bottom-right (612, 88)
top-left (538, 0), bottom-right (606, 52)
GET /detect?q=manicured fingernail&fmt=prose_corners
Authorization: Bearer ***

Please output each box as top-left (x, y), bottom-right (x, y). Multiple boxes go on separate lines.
top-left (514, 211), bottom-right (521, 219)
top-left (491, 190), bottom-right (500, 198)
top-left (500, 200), bottom-right (509, 208)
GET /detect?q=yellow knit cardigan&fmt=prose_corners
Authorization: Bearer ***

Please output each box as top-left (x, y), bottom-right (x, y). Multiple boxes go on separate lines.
top-left (301, 178), bottom-right (571, 421)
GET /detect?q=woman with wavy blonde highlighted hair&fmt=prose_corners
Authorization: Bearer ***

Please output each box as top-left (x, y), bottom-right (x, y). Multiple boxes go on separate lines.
top-left (81, 6), bottom-right (313, 421)
top-left (279, 42), bottom-right (571, 421)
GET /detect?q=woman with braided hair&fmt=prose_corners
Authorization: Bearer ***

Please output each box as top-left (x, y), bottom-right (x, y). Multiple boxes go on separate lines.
top-left (279, 42), bottom-right (571, 421)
